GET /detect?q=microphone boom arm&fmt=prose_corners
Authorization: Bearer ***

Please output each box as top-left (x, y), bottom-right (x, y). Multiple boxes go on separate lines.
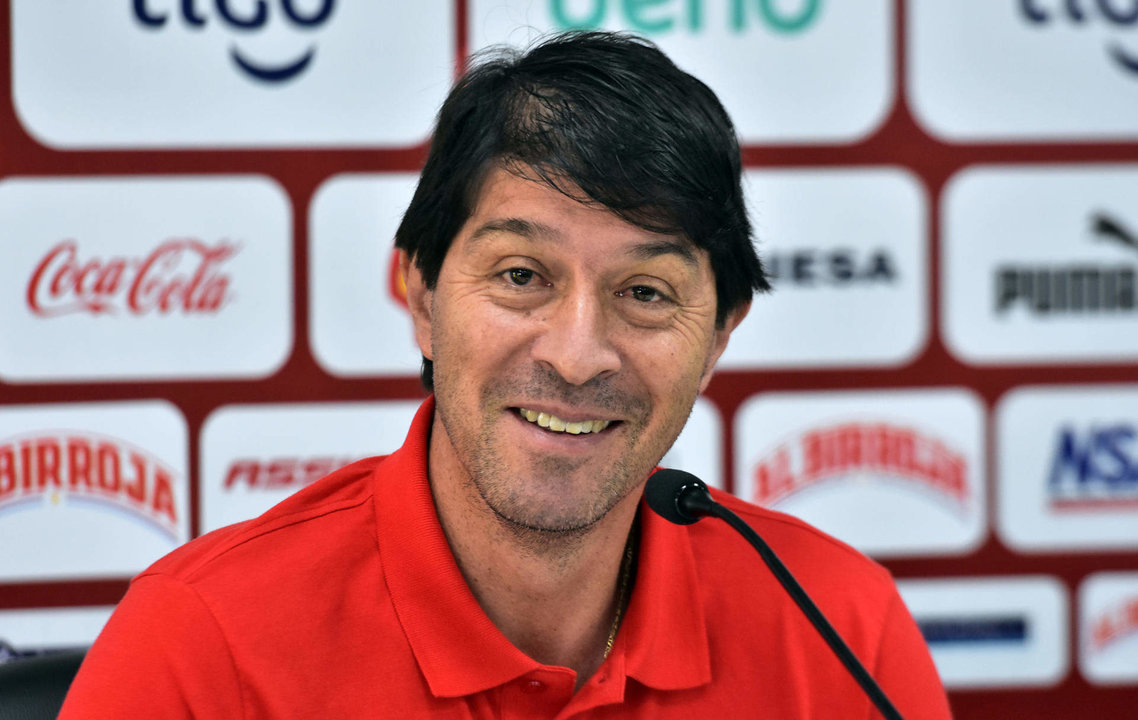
top-left (675, 480), bottom-right (906, 720)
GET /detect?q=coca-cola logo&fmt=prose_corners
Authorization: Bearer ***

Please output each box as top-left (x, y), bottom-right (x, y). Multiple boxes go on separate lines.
top-left (0, 431), bottom-right (182, 541)
top-left (26, 239), bottom-right (238, 318)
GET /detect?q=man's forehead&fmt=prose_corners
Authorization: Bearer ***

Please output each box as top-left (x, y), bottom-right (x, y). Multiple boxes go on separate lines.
top-left (466, 212), bottom-right (700, 266)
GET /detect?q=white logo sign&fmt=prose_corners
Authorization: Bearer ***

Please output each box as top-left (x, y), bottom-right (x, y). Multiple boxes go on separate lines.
top-left (308, 174), bottom-right (422, 377)
top-left (0, 176), bottom-right (292, 383)
top-left (898, 576), bottom-right (1069, 689)
top-left (0, 402), bottom-right (189, 582)
top-left (996, 384), bottom-right (1138, 552)
top-left (12, 3), bottom-right (453, 148)
top-left (200, 400), bottom-right (422, 532)
top-left (1080, 571), bottom-right (1138, 685)
top-left (909, 1), bottom-right (1138, 141)
top-left (734, 388), bottom-right (986, 558)
top-left (0, 606), bottom-right (114, 655)
top-left (943, 164), bottom-right (1138, 365)
top-left (470, 0), bottom-right (894, 144)
top-left (721, 167), bottom-right (928, 369)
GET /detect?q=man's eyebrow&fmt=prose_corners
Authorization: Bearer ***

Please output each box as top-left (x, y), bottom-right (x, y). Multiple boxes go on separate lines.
top-left (468, 218), bottom-right (698, 268)
top-left (468, 218), bottom-right (560, 244)
top-left (628, 238), bottom-right (699, 267)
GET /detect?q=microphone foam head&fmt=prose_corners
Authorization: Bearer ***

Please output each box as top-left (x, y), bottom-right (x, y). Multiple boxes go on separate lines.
top-left (645, 469), bottom-right (707, 525)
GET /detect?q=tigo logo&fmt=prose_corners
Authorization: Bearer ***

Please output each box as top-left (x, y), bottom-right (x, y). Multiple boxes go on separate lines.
top-left (13, 3), bottom-right (453, 147)
top-left (132, 0), bottom-right (335, 83)
top-left (1020, 0), bottom-right (1138, 79)
top-left (909, 3), bottom-right (1138, 140)
top-left (27, 239), bottom-right (236, 318)
top-left (0, 432), bottom-right (180, 541)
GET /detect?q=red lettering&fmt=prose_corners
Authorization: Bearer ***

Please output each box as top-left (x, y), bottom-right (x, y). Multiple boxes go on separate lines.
top-left (35, 439), bottom-right (61, 491)
top-left (19, 442), bottom-right (33, 492)
top-left (66, 438), bottom-right (93, 491)
top-left (96, 443), bottom-right (121, 492)
top-left (124, 453), bottom-right (148, 504)
top-left (27, 239), bottom-right (235, 318)
top-left (0, 446), bottom-right (17, 498)
top-left (224, 460), bottom-right (260, 488)
top-left (152, 469), bottom-right (177, 526)
top-left (265, 459), bottom-right (297, 488)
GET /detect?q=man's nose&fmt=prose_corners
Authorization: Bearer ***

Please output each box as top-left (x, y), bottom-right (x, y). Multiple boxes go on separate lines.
top-left (530, 290), bottom-right (622, 386)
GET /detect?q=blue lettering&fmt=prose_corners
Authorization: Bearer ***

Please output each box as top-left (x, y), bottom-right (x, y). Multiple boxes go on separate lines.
top-left (1021, 0), bottom-right (1050, 23)
top-left (217, 0), bottom-right (268, 29)
top-left (132, 0), bottom-right (336, 30)
top-left (1049, 425), bottom-right (1138, 490)
top-left (1095, 425), bottom-right (1137, 485)
top-left (133, 0), bottom-right (168, 27)
top-left (1021, 0), bottom-right (1138, 23)
top-left (282, 0), bottom-right (335, 26)
top-left (182, 0), bottom-right (207, 27)
top-left (1049, 427), bottom-right (1094, 488)
top-left (1098, 0), bottom-right (1138, 23)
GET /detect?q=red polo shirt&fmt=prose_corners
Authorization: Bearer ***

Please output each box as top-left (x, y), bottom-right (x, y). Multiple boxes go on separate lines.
top-left (60, 398), bottom-right (951, 719)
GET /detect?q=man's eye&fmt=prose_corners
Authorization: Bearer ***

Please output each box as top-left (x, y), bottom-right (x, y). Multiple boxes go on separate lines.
top-left (506, 268), bottom-right (535, 286)
top-left (622, 285), bottom-right (662, 303)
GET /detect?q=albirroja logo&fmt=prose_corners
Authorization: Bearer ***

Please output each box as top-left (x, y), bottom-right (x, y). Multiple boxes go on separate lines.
top-left (1090, 595), bottom-right (1138, 653)
top-left (0, 432), bottom-right (180, 541)
top-left (26, 239), bottom-right (237, 318)
top-left (753, 422), bottom-right (970, 508)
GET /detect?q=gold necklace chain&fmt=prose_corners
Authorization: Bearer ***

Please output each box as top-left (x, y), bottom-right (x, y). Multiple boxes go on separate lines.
top-left (602, 528), bottom-right (637, 660)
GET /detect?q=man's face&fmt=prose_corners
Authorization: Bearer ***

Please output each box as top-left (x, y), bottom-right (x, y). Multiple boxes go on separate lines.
top-left (406, 167), bottom-right (745, 535)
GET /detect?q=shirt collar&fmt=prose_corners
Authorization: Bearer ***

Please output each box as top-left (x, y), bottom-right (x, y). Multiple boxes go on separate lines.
top-left (373, 397), bottom-right (711, 698)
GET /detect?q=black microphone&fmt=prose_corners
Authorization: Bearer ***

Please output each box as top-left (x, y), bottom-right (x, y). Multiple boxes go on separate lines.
top-left (645, 469), bottom-right (906, 720)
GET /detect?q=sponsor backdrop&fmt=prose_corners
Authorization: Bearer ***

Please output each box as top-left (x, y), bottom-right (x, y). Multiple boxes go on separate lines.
top-left (0, 1), bottom-right (1135, 716)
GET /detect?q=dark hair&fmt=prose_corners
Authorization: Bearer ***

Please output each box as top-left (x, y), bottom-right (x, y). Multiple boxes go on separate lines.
top-left (395, 31), bottom-right (769, 390)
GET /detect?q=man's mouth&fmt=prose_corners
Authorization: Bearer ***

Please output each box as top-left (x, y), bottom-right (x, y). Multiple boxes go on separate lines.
top-left (516, 407), bottom-right (613, 435)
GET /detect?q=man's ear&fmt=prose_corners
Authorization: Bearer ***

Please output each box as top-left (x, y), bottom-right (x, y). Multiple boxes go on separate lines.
top-left (698, 301), bottom-right (750, 393)
top-left (400, 250), bottom-right (434, 361)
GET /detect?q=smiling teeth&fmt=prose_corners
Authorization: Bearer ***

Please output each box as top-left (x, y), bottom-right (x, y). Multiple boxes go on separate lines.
top-left (520, 408), bottom-right (611, 435)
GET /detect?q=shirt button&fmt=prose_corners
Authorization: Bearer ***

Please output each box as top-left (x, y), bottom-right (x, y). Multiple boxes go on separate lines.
top-left (522, 679), bottom-right (545, 694)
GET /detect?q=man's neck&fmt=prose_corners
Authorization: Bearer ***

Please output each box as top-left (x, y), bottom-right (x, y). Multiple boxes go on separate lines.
top-left (427, 426), bottom-right (641, 689)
